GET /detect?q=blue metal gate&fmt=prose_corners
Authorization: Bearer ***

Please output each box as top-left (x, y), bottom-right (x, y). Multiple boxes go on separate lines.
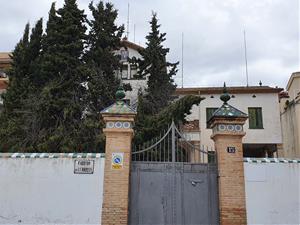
top-left (129, 122), bottom-right (219, 225)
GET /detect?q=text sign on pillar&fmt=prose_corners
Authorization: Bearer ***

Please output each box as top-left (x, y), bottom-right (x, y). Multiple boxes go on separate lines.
top-left (227, 146), bottom-right (236, 153)
top-left (111, 152), bottom-right (124, 170)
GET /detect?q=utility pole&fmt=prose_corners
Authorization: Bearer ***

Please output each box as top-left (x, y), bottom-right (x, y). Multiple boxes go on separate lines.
top-left (181, 32), bottom-right (184, 88)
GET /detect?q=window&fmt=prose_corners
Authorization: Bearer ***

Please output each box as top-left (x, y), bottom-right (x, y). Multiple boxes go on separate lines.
top-left (206, 108), bottom-right (218, 128)
top-left (120, 50), bottom-right (129, 62)
top-left (130, 64), bottom-right (138, 79)
top-left (121, 64), bottom-right (128, 79)
top-left (248, 107), bottom-right (263, 129)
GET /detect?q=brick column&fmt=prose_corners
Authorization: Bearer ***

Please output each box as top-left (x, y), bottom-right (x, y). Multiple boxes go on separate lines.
top-left (100, 87), bottom-right (136, 225)
top-left (208, 83), bottom-right (248, 225)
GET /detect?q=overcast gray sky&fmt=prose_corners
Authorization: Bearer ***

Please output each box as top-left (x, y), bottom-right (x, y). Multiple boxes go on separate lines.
top-left (0, 0), bottom-right (299, 88)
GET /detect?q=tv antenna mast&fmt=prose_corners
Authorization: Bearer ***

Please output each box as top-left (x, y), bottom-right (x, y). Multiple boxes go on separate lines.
top-left (243, 29), bottom-right (249, 87)
top-left (126, 3), bottom-right (130, 39)
top-left (181, 32), bottom-right (184, 88)
top-left (133, 24), bottom-right (136, 43)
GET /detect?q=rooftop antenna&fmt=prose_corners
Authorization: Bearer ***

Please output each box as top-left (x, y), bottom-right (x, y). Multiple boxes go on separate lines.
top-left (126, 3), bottom-right (130, 40)
top-left (133, 24), bottom-right (136, 43)
top-left (243, 29), bottom-right (249, 87)
top-left (181, 32), bottom-right (184, 88)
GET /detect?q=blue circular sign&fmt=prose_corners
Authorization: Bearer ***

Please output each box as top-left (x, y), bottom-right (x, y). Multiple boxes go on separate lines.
top-left (113, 156), bottom-right (122, 164)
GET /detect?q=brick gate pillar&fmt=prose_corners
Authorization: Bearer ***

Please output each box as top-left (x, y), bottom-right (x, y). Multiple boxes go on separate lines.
top-left (208, 84), bottom-right (248, 225)
top-left (100, 86), bottom-right (136, 225)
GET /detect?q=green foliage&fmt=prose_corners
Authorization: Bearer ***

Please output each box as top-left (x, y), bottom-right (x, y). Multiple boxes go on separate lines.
top-left (25, 0), bottom-right (89, 152)
top-left (0, 2), bottom-right (202, 153)
top-left (0, 0), bottom-right (126, 153)
top-left (85, 1), bottom-right (124, 113)
top-left (134, 13), bottom-right (202, 145)
top-left (81, 1), bottom-right (125, 151)
top-left (134, 95), bottom-right (204, 145)
top-left (0, 19), bottom-right (43, 152)
top-left (135, 13), bottom-right (178, 116)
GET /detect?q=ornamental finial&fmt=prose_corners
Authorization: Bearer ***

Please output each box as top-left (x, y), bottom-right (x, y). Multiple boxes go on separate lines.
top-left (220, 82), bottom-right (230, 104)
top-left (116, 84), bottom-right (125, 101)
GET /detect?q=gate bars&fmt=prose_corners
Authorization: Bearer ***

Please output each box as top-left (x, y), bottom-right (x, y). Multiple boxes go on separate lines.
top-left (132, 121), bottom-right (216, 163)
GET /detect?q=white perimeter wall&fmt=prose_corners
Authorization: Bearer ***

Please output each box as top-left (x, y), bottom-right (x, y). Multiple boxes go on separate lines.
top-left (0, 157), bottom-right (105, 224)
top-left (244, 162), bottom-right (300, 225)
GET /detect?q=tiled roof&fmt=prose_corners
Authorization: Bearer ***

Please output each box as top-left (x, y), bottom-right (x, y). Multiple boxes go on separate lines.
top-left (176, 86), bottom-right (283, 95)
top-left (121, 39), bottom-right (144, 51)
top-left (101, 100), bottom-right (136, 115)
top-left (211, 103), bottom-right (248, 119)
top-left (0, 52), bottom-right (12, 61)
top-left (181, 120), bottom-right (200, 132)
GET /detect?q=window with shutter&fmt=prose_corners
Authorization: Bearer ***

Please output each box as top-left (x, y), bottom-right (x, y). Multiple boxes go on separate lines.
top-left (248, 107), bottom-right (263, 129)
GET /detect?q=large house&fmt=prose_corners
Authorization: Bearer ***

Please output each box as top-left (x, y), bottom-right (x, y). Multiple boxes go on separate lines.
top-left (279, 72), bottom-right (300, 158)
top-left (0, 42), bottom-right (288, 158)
top-left (176, 86), bottom-right (283, 157)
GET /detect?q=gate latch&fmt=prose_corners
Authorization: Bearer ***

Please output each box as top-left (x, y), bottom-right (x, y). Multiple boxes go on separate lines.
top-left (189, 179), bottom-right (203, 186)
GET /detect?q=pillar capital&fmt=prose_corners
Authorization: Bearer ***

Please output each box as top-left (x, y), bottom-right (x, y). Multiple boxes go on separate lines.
top-left (101, 91), bottom-right (136, 135)
top-left (207, 85), bottom-right (248, 140)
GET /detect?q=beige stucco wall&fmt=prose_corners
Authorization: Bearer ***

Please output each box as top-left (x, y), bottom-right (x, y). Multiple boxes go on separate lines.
top-left (281, 103), bottom-right (300, 157)
top-left (280, 72), bottom-right (300, 158)
top-left (185, 92), bottom-right (282, 149)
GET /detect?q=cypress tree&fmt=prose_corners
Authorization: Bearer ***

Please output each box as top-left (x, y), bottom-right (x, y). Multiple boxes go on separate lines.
top-left (134, 13), bottom-right (203, 145)
top-left (85, 1), bottom-right (124, 114)
top-left (0, 19), bottom-right (43, 151)
top-left (79, 1), bottom-right (125, 152)
top-left (29, 0), bottom-right (89, 152)
top-left (137, 13), bottom-right (178, 116)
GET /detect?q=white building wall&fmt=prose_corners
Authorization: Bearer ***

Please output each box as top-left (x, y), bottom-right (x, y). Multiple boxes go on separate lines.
top-left (186, 93), bottom-right (282, 148)
top-left (116, 46), bottom-right (148, 105)
top-left (124, 79), bottom-right (147, 104)
top-left (244, 161), bottom-right (300, 225)
top-left (0, 156), bottom-right (105, 224)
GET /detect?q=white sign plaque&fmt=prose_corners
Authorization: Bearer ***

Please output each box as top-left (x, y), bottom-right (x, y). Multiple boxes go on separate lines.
top-left (74, 159), bottom-right (94, 174)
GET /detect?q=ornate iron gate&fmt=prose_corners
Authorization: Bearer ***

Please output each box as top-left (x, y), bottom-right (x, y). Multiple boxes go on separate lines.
top-left (129, 122), bottom-right (219, 225)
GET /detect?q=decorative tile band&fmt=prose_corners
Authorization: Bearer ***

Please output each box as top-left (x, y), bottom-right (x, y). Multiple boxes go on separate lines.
top-left (106, 121), bottom-right (132, 129)
top-left (0, 153), bottom-right (105, 158)
top-left (244, 158), bottom-right (300, 163)
top-left (213, 124), bottom-right (243, 133)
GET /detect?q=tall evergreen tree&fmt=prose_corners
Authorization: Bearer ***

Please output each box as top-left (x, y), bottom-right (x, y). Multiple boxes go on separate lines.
top-left (37, 3), bottom-right (60, 87)
top-left (2, 24), bottom-right (30, 115)
top-left (86, 1), bottom-right (124, 114)
top-left (136, 13), bottom-right (178, 116)
top-left (134, 13), bottom-right (203, 145)
top-left (0, 19), bottom-right (43, 151)
top-left (79, 1), bottom-right (125, 151)
top-left (27, 0), bottom-right (89, 152)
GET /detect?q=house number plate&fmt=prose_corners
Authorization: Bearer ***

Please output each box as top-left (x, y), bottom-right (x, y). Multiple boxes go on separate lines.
top-left (227, 147), bottom-right (236, 153)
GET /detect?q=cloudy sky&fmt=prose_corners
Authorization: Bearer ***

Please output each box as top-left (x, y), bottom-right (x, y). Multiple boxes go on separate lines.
top-left (0, 0), bottom-right (299, 88)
